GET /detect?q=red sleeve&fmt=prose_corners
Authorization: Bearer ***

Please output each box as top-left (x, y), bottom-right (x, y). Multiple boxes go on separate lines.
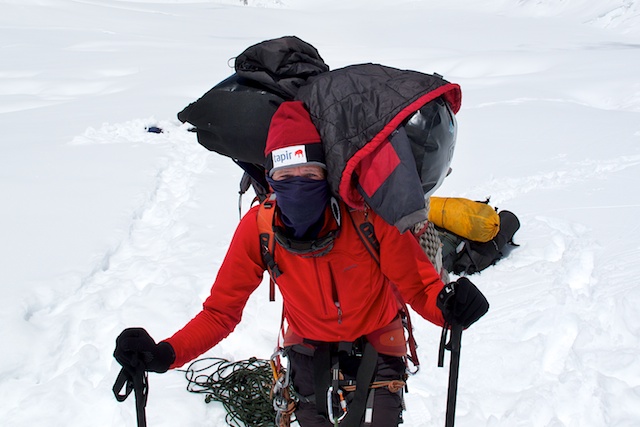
top-left (164, 207), bottom-right (266, 368)
top-left (373, 215), bottom-right (446, 327)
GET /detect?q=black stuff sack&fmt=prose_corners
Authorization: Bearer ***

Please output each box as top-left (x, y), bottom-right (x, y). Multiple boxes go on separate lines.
top-left (177, 36), bottom-right (329, 202)
top-left (177, 36), bottom-right (329, 166)
top-left (177, 74), bottom-right (284, 165)
top-left (440, 210), bottom-right (521, 275)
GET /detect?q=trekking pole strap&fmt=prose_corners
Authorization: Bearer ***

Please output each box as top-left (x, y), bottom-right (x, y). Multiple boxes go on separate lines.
top-left (113, 368), bottom-right (133, 402)
top-left (113, 366), bottom-right (148, 427)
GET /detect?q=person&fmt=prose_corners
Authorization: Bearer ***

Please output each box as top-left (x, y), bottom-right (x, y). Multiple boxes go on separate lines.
top-left (114, 101), bottom-right (489, 426)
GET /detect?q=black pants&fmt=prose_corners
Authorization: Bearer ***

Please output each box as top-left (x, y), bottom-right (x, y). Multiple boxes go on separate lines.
top-left (287, 347), bottom-right (405, 427)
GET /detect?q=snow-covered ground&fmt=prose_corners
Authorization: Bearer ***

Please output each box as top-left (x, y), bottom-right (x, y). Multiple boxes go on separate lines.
top-left (1, 0), bottom-right (639, 426)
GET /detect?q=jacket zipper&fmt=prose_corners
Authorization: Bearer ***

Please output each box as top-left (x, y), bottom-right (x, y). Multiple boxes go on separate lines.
top-left (313, 258), bottom-right (331, 317)
top-left (328, 264), bottom-right (342, 324)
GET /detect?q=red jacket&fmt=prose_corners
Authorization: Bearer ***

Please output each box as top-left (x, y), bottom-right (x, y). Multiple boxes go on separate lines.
top-left (166, 201), bottom-right (445, 368)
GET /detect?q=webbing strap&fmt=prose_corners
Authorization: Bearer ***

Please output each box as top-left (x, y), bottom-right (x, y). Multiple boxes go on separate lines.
top-left (340, 342), bottom-right (379, 427)
top-left (391, 286), bottom-right (421, 371)
top-left (363, 388), bottom-right (375, 426)
top-left (311, 341), bottom-right (379, 426)
top-left (348, 209), bottom-right (379, 264)
top-left (312, 344), bottom-right (332, 418)
top-left (257, 194), bottom-right (280, 301)
top-left (113, 366), bottom-right (148, 427)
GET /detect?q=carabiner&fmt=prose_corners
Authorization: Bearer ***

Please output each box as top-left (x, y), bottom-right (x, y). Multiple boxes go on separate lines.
top-left (270, 348), bottom-right (290, 389)
top-left (327, 386), bottom-right (348, 425)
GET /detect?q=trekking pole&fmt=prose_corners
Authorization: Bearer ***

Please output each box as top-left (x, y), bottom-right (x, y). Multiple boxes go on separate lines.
top-left (438, 324), bottom-right (463, 427)
top-left (113, 364), bottom-right (149, 427)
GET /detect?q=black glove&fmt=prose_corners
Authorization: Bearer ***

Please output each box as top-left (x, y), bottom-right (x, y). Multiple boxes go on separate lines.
top-left (437, 277), bottom-right (489, 328)
top-left (114, 327), bottom-right (175, 373)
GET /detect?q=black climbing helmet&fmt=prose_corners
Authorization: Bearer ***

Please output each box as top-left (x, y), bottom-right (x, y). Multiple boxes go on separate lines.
top-left (404, 96), bottom-right (457, 198)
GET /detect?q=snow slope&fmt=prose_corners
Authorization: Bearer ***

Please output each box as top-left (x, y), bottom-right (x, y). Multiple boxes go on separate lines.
top-left (1, 0), bottom-right (639, 426)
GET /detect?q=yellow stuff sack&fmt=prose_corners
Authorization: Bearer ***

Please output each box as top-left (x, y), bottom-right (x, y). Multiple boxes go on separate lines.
top-left (428, 197), bottom-right (500, 242)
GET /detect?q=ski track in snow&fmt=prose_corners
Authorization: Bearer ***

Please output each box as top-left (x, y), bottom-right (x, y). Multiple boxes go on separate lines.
top-left (5, 120), bottom-right (229, 423)
top-left (8, 116), bottom-right (278, 426)
top-left (464, 154), bottom-right (640, 203)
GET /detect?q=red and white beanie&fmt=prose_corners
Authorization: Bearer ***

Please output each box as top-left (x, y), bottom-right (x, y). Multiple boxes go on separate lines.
top-left (264, 101), bottom-right (325, 177)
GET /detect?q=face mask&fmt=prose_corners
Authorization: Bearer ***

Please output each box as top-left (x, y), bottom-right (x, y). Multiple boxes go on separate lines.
top-left (267, 176), bottom-right (330, 239)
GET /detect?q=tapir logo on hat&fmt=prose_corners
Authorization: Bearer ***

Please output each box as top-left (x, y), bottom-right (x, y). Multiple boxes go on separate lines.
top-left (264, 101), bottom-right (326, 176)
top-left (271, 145), bottom-right (310, 169)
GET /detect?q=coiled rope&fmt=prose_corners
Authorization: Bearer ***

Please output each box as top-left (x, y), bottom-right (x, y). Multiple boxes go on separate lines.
top-left (183, 357), bottom-right (279, 427)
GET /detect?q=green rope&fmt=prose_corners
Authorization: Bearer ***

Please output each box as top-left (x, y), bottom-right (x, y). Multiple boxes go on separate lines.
top-left (183, 357), bottom-right (280, 427)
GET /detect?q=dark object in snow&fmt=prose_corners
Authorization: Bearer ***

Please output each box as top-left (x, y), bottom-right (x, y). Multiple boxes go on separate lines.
top-left (439, 210), bottom-right (521, 275)
top-left (146, 126), bottom-right (163, 134)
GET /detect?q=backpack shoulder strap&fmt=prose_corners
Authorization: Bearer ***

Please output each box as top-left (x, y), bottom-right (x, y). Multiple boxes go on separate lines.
top-left (257, 193), bottom-right (281, 302)
top-left (347, 207), bottom-right (421, 372)
top-left (347, 208), bottom-right (380, 264)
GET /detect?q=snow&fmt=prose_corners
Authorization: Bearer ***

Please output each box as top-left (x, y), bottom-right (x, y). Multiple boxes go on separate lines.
top-left (1, 0), bottom-right (639, 426)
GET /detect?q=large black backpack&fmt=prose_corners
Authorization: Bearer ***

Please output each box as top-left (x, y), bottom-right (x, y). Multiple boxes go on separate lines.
top-left (177, 36), bottom-right (519, 274)
top-left (178, 36), bottom-right (462, 229)
top-left (177, 36), bottom-right (330, 200)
